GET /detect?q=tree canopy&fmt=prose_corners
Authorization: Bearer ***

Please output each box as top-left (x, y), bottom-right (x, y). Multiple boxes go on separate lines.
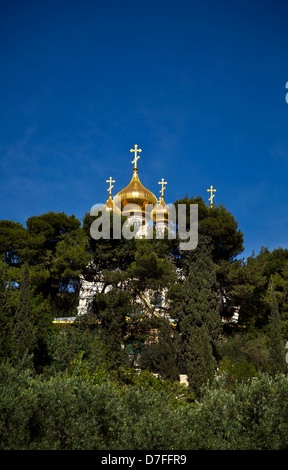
top-left (0, 200), bottom-right (287, 410)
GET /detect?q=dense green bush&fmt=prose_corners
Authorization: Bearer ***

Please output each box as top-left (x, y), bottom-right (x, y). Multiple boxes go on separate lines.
top-left (1, 360), bottom-right (288, 450)
top-left (180, 373), bottom-right (288, 450)
top-left (1, 211), bottom-right (288, 450)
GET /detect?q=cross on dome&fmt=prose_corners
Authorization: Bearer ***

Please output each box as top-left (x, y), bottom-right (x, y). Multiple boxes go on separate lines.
top-left (130, 144), bottom-right (142, 168)
top-left (106, 176), bottom-right (115, 195)
top-left (207, 185), bottom-right (216, 207)
top-left (158, 178), bottom-right (167, 198)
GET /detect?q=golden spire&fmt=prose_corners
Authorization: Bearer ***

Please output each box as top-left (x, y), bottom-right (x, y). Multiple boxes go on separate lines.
top-left (106, 176), bottom-right (115, 196)
top-left (130, 144), bottom-right (142, 169)
top-left (207, 185), bottom-right (216, 207)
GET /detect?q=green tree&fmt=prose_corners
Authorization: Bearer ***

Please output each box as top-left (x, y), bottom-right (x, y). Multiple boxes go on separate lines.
top-left (81, 216), bottom-right (178, 370)
top-left (0, 220), bottom-right (28, 268)
top-left (0, 261), bottom-right (14, 359)
top-left (171, 196), bottom-right (244, 323)
top-left (82, 211), bottom-right (136, 272)
top-left (173, 196), bottom-right (244, 265)
top-left (13, 262), bottom-right (34, 364)
top-left (32, 294), bottom-right (52, 373)
top-left (139, 318), bottom-right (179, 382)
top-left (89, 288), bottom-right (132, 368)
top-left (25, 212), bottom-right (89, 316)
top-left (170, 237), bottom-right (222, 395)
top-left (217, 332), bottom-right (268, 374)
top-left (234, 247), bottom-right (288, 331)
top-left (183, 324), bottom-right (215, 397)
top-left (128, 238), bottom-right (176, 292)
top-left (268, 287), bottom-right (286, 376)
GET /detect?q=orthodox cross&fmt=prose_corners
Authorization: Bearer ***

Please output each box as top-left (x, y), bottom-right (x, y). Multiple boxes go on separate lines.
top-left (207, 185), bottom-right (216, 207)
top-left (159, 178), bottom-right (167, 198)
top-left (130, 144), bottom-right (142, 168)
top-left (106, 176), bottom-right (115, 195)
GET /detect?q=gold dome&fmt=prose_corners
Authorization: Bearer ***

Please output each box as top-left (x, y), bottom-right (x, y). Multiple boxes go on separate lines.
top-left (151, 195), bottom-right (169, 224)
top-left (102, 176), bottom-right (122, 215)
top-left (151, 178), bottom-right (169, 224)
top-left (103, 194), bottom-right (122, 215)
top-left (116, 145), bottom-right (157, 217)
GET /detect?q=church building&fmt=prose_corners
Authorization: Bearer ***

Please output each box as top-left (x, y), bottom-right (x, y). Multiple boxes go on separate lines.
top-left (77, 144), bottom-right (172, 318)
top-left (55, 145), bottom-right (239, 331)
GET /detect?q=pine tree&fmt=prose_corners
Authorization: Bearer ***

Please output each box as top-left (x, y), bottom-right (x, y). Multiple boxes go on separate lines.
top-left (13, 262), bottom-right (35, 363)
top-left (268, 287), bottom-right (286, 376)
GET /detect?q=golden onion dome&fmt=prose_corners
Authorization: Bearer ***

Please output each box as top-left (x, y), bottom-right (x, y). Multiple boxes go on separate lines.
top-left (151, 178), bottom-right (169, 224)
top-left (116, 145), bottom-right (157, 217)
top-left (151, 195), bottom-right (169, 224)
top-left (103, 194), bottom-right (122, 215)
top-left (102, 176), bottom-right (122, 215)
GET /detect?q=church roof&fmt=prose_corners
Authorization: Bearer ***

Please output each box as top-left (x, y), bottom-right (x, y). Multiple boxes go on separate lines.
top-left (116, 145), bottom-right (157, 216)
top-left (150, 195), bottom-right (169, 223)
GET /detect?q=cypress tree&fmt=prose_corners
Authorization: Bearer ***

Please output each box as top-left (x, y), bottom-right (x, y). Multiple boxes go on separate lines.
top-left (13, 262), bottom-right (35, 363)
top-left (184, 324), bottom-right (214, 397)
top-left (268, 287), bottom-right (286, 376)
top-left (33, 294), bottom-right (52, 372)
top-left (0, 262), bottom-right (14, 359)
top-left (175, 237), bottom-right (222, 395)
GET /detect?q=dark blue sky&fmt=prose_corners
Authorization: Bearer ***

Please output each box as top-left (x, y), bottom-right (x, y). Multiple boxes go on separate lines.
top-left (0, 0), bottom-right (288, 258)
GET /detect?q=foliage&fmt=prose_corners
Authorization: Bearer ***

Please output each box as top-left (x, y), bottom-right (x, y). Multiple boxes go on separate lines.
top-left (1, 206), bottom-right (288, 449)
top-left (128, 239), bottom-right (176, 291)
top-left (217, 332), bottom-right (269, 372)
top-left (268, 287), bottom-right (286, 376)
top-left (138, 318), bottom-right (179, 382)
top-left (169, 237), bottom-right (222, 396)
top-left (13, 262), bottom-right (34, 365)
top-left (1, 360), bottom-right (288, 450)
top-left (0, 220), bottom-right (28, 268)
top-left (234, 247), bottom-right (288, 330)
top-left (0, 212), bottom-right (90, 317)
top-left (90, 289), bottom-right (132, 366)
top-left (173, 195), bottom-right (244, 264)
top-left (217, 357), bottom-right (257, 389)
top-left (82, 212), bottom-right (136, 271)
top-left (0, 280), bottom-right (14, 363)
